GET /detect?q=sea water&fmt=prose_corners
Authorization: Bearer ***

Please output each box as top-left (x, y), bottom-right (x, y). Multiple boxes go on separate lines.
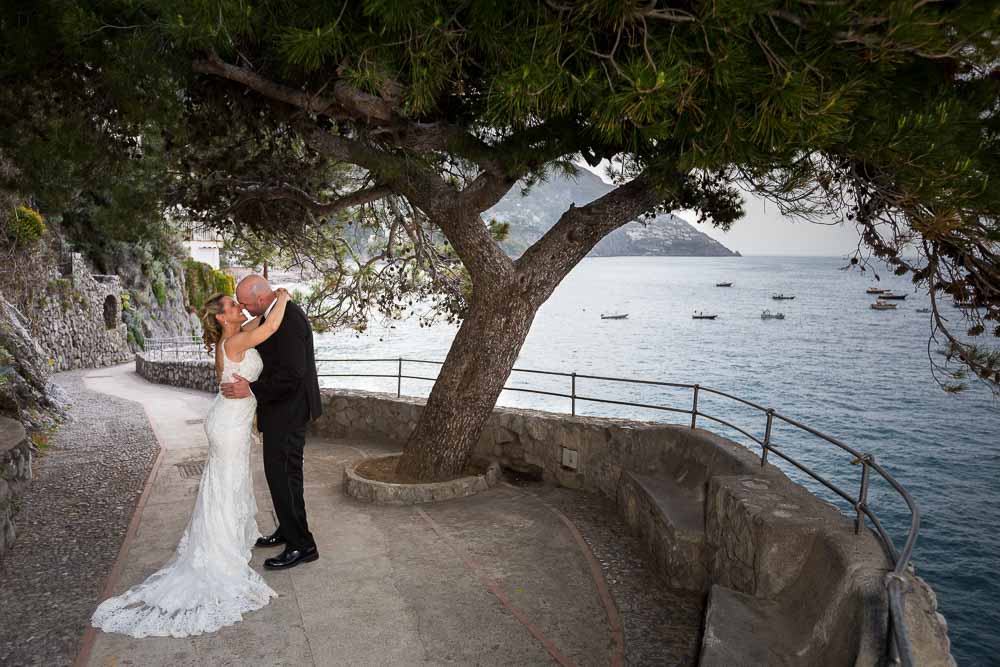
top-left (312, 255), bottom-right (999, 663)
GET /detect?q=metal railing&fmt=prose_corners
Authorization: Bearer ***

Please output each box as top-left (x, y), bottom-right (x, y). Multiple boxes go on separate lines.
top-left (145, 336), bottom-right (206, 360)
top-left (316, 356), bottom-right (919, 666)
top-left (139, 339), bottom-right (919, 664)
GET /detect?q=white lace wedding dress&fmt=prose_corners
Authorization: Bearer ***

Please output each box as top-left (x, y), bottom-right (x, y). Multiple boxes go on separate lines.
top-left (92, 341), bottom-right (277, 638)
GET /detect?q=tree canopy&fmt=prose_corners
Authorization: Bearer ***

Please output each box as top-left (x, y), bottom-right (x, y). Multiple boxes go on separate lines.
top-left (2, 1), bottom-right (998, 403)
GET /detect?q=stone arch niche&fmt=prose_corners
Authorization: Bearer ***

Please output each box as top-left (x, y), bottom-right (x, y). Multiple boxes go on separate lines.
top-left (103, 294), bottom-right (117, 329)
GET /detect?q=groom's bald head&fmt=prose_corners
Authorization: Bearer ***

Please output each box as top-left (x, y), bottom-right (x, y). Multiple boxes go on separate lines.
top-left (235, 274), bottom-right (274, 316)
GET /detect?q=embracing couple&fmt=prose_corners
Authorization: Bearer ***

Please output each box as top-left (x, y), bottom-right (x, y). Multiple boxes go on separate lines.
top-left (92, 274), bottom-right (322, 638)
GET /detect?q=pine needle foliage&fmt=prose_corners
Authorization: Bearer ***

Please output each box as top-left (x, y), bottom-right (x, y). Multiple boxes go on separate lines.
top-left (2, 0), bottom-right (1000, 392)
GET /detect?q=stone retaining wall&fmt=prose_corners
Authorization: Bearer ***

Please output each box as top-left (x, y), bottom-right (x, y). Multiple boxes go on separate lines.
top-left (135, 352), bottom-right (217, 393)
top-left (0, 416), bottom-right (32, 557)
top-left (27, 253), bottom-right (131, 371)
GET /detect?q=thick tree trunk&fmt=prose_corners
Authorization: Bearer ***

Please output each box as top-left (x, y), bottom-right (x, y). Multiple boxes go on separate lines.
top-left (395, 284), bottom-right (537, 481)
top-left (393, 172), bottom-right (670, 481)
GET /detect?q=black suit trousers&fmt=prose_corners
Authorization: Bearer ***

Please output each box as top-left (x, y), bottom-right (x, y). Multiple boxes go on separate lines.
top-left (262, 426), bottom-right (314, 551)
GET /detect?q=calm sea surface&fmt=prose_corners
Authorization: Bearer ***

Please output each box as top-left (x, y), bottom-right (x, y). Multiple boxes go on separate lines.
top-left (310, 255), bottom-right (999, 663)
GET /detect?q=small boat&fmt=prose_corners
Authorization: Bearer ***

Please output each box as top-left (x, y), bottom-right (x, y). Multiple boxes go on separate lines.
top-left (761, 309), bottom-right (785, 320)
top-left (953, 301), bottom-right (976, 309)
top-left (916, 308), bottom-right (931, 313)
top-left (866, 287), bottom-right (887, 294)
top-left (601, 313), bottom-right (628, 320)
top-left (715, 282), bottom-right (733, 287)
top-left (692, 311), bottom-right (718, 320)
top-left (877, 292), bottom-right (907, 300)
top-left (772, 294), bottom-right (796, 300)
top-left (871, 301), bottom-right (898, 310)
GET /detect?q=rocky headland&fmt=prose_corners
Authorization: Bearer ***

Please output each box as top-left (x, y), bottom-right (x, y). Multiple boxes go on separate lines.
top-left (488, 169), bottom-right (739, 259)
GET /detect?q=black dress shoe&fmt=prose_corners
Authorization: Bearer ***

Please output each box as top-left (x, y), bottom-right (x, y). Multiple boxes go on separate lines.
top-left (264, 545), bottom-right (319, 570)
top-left (255, 529), bottom-right (286, 548)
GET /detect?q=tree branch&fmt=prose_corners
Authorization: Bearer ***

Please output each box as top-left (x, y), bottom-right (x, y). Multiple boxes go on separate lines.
top-left (192, 52), bottom-right (395, 122)
top-left (228, 182), bottom-right (393, 217)
top-left (193, 54), bottom-right (507, 174)
top-left (459, 171), bottom-right (518, 212)
top-left (301, 125), bottom-right (514, 283)
top-left (517, 172), bottom-right (670, 299)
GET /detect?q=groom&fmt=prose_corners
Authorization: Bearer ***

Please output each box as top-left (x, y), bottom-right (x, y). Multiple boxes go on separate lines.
top-left (221, 274), bottom-right (323, 569)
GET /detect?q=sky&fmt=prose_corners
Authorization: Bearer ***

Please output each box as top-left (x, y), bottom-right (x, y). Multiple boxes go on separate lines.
top-left (576, 160), bottom-right (863, 257)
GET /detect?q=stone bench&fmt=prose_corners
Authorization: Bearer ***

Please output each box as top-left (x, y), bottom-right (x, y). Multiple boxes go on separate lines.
top-left (702, 474), bottom-right (894, 666)
top-left (618, 470), bottom-right (708, 591)
top-left (701, 585), bottom-right (797, 666)
top-left (0, 416), bottom-right (32, 556)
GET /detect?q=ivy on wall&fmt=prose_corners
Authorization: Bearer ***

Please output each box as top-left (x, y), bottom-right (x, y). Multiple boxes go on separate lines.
top-left (183, 259), bottom-right (235, 311)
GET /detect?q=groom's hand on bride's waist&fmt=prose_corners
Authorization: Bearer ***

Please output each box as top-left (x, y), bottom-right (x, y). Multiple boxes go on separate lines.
top-left (220, 374), bottom-right (252, 399)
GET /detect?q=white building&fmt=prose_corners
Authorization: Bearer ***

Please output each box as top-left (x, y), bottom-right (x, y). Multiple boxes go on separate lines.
top-left (182, 226), bottom-right (224, 269)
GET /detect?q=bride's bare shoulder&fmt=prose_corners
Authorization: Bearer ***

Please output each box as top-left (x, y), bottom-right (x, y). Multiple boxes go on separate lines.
top-left (221, 336), bottom-right (247, 363)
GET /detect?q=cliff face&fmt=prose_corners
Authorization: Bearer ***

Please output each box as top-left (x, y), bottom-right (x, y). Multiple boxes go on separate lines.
top-left (0, 299), bottom-right (65, 430)
top-left (83, 240), bottom-right (201, 346)
top-left (0, 216), bottom-right (198, 427)
top-left (487, 170), bottom-right (738, 258)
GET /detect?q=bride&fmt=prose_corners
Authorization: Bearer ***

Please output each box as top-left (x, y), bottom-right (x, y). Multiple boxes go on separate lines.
top-left (92, 288), bottom-right (292, 638)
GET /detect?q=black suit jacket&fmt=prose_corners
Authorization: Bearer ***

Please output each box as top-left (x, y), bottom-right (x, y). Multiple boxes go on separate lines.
top-left (250, 301), bottom-right (323, 433)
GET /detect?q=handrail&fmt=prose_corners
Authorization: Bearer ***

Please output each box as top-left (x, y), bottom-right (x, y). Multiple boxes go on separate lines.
top-left (141, 341), bottom-right (919, 665)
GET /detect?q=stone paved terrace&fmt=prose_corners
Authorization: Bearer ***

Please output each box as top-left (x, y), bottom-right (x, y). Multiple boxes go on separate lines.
top-left (74, 363), bottom-right (703, 666)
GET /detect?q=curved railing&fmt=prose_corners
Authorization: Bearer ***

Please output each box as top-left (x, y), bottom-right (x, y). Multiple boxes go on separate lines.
top-left (140, 338), bottom-right (920, 665)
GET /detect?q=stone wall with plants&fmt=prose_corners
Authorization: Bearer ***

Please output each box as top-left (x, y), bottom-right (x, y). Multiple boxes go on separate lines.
top-left (1, 202), bottom-right (66, 429)
top-left (20, 252), bottom-right (132, 371)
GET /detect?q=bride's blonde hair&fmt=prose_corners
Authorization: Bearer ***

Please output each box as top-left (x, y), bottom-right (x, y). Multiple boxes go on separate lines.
top-left (199, 293), bottom-right (229, 354)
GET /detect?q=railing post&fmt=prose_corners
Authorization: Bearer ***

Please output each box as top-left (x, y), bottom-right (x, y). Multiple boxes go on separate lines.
top-left (761, 409), bottom-right (774, 467)
top-left (855, 454), bottom-right (873, 534)
top-left (571, 372), bottom-right (577, 416)
top-left (690, 384), bottom-right (699, 429)
top-left (397, 357), bottom-right (402, 398)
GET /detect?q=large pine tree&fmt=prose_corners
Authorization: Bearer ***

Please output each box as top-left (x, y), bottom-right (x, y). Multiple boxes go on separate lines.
top-left (3, 1), bottom-right (999, 479)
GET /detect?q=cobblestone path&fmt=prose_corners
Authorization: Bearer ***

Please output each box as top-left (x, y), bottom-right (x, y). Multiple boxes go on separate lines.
top-left (0, 370), bottom-right (158, 667)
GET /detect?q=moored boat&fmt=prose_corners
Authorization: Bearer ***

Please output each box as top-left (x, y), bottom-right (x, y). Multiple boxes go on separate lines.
top-left (877, 292), bottom-right (907, 300)
top-left (871, 301), bottom-right (898, 310)
top-left (692, 311), bottom-right (718, 320)
top-left (866, 287), bottom-right (887, 294)
top-left (601, 313), bottom-right (628, 320)
top-left (761, 309), bottom-right (785, 320)
top-left (716, 282), bottom-right (733, 287)
top-left (772, 293), bottom-right (796, 300)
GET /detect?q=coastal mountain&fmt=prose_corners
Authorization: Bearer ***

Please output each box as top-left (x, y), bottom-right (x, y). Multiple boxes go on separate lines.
top-left (486, 169), bottom-right (739, 258)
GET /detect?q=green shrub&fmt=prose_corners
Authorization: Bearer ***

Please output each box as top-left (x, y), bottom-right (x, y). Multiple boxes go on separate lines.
top-left (214, 271), bottom-right (235, 297)
top-left (123, 310), bottom-right (146, 350)
top-left (183, 259), bottom-right (213, 309)
top-left (183, 259), bottom-right (236, 310)
top-left (152, 279), bottom-right (167, 307)
top-left (7, 206), bottom-right (47, 246)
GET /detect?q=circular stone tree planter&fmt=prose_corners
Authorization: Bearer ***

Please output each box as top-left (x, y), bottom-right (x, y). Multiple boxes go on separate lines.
top-left (344, 454), bottom-right (502, 505)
